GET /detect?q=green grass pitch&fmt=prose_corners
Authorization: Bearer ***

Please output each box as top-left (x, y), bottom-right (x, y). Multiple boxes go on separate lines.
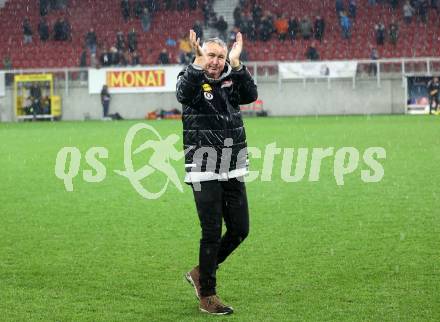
top-left (0, 115), bottom-right (439, 321)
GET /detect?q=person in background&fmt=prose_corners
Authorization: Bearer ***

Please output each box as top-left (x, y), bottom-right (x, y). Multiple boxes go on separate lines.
top-left (348, 0), bottom-right (357, 18)
top-left (176, 0), bottom-right (186, 11)
top-left (336, 0), bottom-right (345, 16)
top-left (375, 22), bottom-right (385, 45)
top-left (100, 85), bottom-right (111, 118)
top-left (116, 31), bottom-right (125, 51)
top-left (215, 16), bottom-right (228, 41)
top-left (134, 0), bottom-right (143, 17)
top-left (300, 15), bottom-right (313, 40)
top-left (157, 48), bottom-right (170, 64)
top-left (233, 4), bottom-right (242, 28)
top-left (23, 96), bottom-right (34, 115)
top-left (306, 43), bottom-right (320, 61)
top-left (100, 47), bottom-right (111, 67)
top-left (85, 28), bottom-right (97, 54)
top-left (2, 55), bottom-right (13, 85)
top-left (403, 1), bottom-right (415, 24)
top-left (49, 0), bottom-right (58, 10)
top-left (164, 0), bottom-right (173, 10)
top-left (109, 46), bottom-right (120, 65)
top-left (389, 21), bottom-right (399, 45)
top-left (40, 0), bottom-right (49, 16)
top-left (54, 18), bottom-right (70, 41)
top-left (53, 18), bottom-right (63, 40)
top-left (369, 47), bottom-right (379, 76)
top-left (119, 50), bottom-right (129, 66)
top-left (3, 55), bottom-right (12, 70)
top-left (418, 0), bottom-right (429, 23)
top-left (61, 18), bottom-right (71, 41)
top-left (79, 48), bottom-right (87, 67)
top-left (259, 12), bottom-right (274, 41)
top-left (79, 47), bottom-right (88, 82)
top-left (90, 53), bottom-right (98, 68)
top-left (128, 28), bottom-right (138, 52)
top-left (41, 96), bottom-right (51, 114)
top-left (178, 33), bottom-right (193, 64)
top-left (274, 13), bottom-right (289, 41)
top-left (38, 17), bottom-right (50, 41)
top-left (177, 29), bottom-right (258, 316)
top-left (390, 0), bottom-right (399, 10)
top-left (193, 20), bottom-right (204, 40)
top-left (188, 0), bottom-right (198, 10)
top-left (141, 8), bottom-right (151, 32)
top-left (30, 82), bottom-right (42, 117)
top-left (23, 17), bottom-right (33, 44)
top-left (131, 51), bottom-right (141, 65)
top-left (288, 16), bottom-right (299, 40)
top-left (314, 15), bottom-right (325, 41)
top-left (427, 77), bottom-right (440, 114)
top-left (252, 2), bottom-right (263, 26)
top-left (166, 36), bottom-right (177, 47)
top-left (340, 11), bottom-right (351, 39)
top-left (121, 0), bottom-right (130, 22)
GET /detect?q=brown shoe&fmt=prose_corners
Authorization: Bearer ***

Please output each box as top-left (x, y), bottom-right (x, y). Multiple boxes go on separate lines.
top-left (199, 295), bottom-right (233, 315)
top-left (185, 266), bottom-right (201, 300)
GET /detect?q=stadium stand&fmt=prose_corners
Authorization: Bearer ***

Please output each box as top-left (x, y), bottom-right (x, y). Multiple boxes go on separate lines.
top-left (0, 0), bottom-right (203, 68)
top-left (0, 0), bottom-right (439, 68)
top-left (241, 0), bottom-right (440, 61)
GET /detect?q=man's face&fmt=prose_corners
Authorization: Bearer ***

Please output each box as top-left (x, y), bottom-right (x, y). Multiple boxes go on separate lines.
top-left (203, 43), bottom-right (227, 79)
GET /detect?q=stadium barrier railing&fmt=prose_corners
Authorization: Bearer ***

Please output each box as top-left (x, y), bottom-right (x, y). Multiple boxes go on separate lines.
top-left (2, 57), bottom-right (440, 95)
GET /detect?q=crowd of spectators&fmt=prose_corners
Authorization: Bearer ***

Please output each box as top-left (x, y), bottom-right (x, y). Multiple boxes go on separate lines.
top-left (230, 2), bottom-right (327, 60)
top-left (115, 0), bottom-right (212, 66)
top-left (232, 3), bottom-right (327, 45)
top-left (120, 0), bottom-right (205, 33)
top-left (119, 0), bottom-right (207, 22)
top-left (53, 18), bottom-right (71, 41)
top-left (22, 16), bottom-right (71, 44)
top-left (366, 0), bottom-right (439, 17)
top-left (228, 0), bottom-right (440, 61)
top-left (368, 0), bottom-right (440, 47)
top-left (400, 0), bottom-right (439, 23)
top-left (22, 82), bottom-right (52, 116)
top-left (80, 28), bottom-right (142, 68)
top-left (373, 19), bottom-right (399, 46)
top-left (39, 0), bottom-right (69, 16)
top-left (11, 0), bottom-right (440, 67)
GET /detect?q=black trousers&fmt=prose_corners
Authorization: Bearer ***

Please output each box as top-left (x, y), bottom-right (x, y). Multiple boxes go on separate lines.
top-left (191, 178), bottom-right (249, 297)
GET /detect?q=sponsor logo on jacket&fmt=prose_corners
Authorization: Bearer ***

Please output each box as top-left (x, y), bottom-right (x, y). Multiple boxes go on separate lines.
top-left (202, 83), bottom-right (212, 92)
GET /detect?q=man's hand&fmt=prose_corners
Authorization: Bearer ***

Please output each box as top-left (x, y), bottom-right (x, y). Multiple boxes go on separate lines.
top-left (189, 29), bottom-right (205, 67)
top-left (228, 32), bottom-right (243, 68)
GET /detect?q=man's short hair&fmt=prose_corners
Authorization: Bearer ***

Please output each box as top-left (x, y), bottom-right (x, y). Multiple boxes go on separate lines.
top-left (202, 37), bottom-right (228, 52)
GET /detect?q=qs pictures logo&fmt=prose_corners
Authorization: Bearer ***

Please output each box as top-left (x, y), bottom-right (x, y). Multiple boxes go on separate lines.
top-left (55, 123), bottom-right (387, 200)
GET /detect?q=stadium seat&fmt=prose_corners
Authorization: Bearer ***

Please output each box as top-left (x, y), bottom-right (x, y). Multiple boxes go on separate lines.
top-left (1, 0), bottom-right (440, 68)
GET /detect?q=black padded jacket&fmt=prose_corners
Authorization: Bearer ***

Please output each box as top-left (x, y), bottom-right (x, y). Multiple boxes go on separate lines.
top-left (176, 62), bottom-right (258, 174)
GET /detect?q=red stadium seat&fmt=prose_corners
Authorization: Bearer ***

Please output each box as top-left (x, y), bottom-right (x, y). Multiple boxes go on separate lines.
top-left (1, 0), bottom-right (440, 68)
